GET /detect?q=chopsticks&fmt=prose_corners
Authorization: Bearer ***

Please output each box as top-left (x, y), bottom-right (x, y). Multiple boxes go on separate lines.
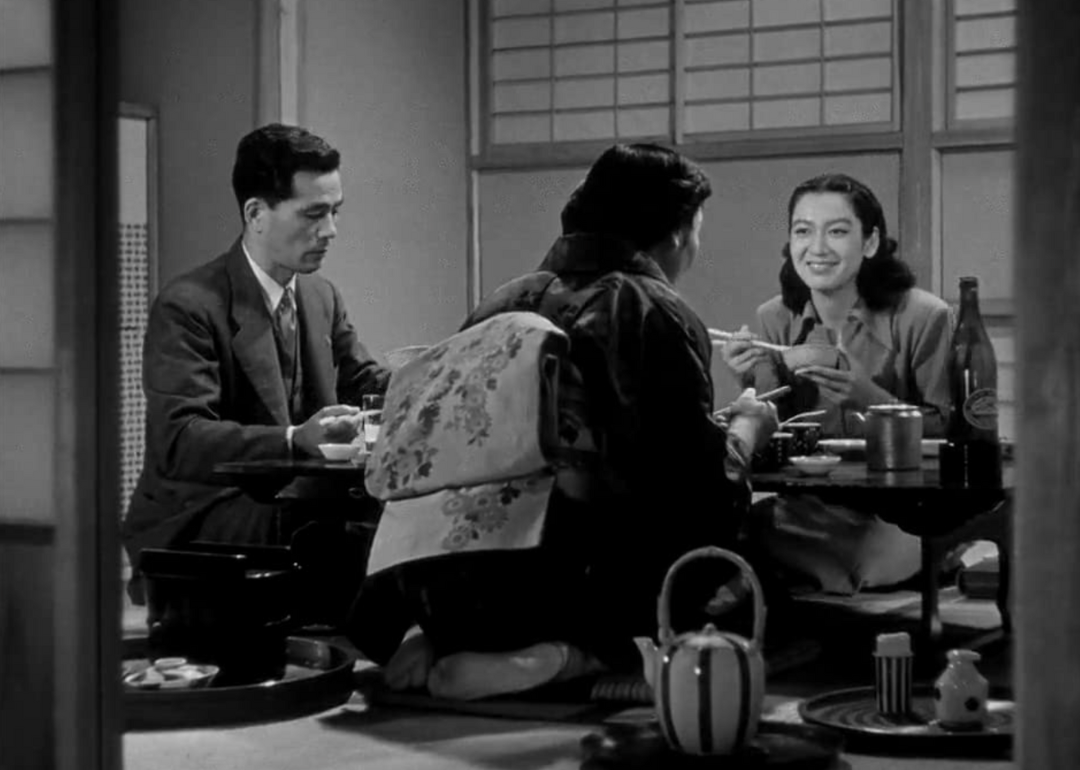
top-left (707, 328), bottom-right (790, 353)
top-left (714, 385), bottom-right (792, 418)
top-left (780, 409), bottom-right (828, 427)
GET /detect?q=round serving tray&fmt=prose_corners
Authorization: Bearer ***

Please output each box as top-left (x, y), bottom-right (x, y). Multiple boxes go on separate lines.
top-left (580, 719), bottom-right (843, 768)
top-left (798, 685), bottom-right (1013, 756)
top-left (122, 636), bottom-right (357, 731)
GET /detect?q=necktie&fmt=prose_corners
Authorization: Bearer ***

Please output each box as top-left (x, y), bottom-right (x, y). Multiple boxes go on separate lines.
top-left (275, 286), bottom-right (297, 387)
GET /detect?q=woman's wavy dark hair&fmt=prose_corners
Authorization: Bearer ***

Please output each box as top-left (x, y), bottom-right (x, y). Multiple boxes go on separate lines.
top-left (779, 173), bottom-right (915, 313)
top-left (560, 143), bottom-right (711, 252)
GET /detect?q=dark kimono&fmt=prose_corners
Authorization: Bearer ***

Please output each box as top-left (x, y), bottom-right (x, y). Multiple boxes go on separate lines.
top-left (348, 234), bottom-right (753, 667)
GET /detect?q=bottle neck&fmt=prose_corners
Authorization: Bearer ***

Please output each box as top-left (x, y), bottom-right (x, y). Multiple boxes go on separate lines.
top-left (957, 282), bottom-right (982, 324)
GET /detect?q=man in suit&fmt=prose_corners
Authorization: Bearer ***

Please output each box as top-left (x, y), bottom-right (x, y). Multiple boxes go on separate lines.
top-left (123, 124), bottom-right (390, 610)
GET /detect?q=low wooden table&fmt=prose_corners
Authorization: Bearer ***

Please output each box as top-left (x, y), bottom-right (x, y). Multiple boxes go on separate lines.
top-left (213, 458), bottom-right (371, 507)
top-left (210, 458), bottom-right (381, 626)
top-left (752, 458), bottom-right (1013, 645)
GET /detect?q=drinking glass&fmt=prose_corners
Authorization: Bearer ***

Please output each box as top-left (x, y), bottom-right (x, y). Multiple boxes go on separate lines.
top-left (361, 394), bottom-right (384, 450)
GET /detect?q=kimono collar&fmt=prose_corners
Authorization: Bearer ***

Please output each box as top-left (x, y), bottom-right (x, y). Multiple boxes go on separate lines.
top-left (539, 233), bottom-right (671, 285)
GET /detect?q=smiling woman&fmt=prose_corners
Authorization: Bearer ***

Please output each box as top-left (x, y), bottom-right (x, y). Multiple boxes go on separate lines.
top-left (719, 173), bottom-right (951, 439)
top-left (717, 172), bottom-right (954, 596)
top-left (788, 191), bottom-right (879, 300)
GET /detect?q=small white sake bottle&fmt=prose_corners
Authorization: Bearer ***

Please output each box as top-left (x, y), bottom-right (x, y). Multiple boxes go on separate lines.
top-left (933, 649), bottom-right (989, 730)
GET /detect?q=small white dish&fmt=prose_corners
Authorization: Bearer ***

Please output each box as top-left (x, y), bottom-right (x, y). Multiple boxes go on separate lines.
top-left (788, 454), bottom-right (842, 477)
top-left (319, 443), bottom-right (362, 462)
top-left (123, 660), bottom-right (219, 691)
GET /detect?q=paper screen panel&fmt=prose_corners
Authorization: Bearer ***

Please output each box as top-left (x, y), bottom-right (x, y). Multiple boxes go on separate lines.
top-left (683, 0), bottom-right (896, 136)
top-left (941, 149), bottom-right (1013, 303)
top-left (950, 0), bottom-right (1016, 123)
top-left (0, 0), bottom-right (51, 68)
top-left (988, 323), bottom-right (1014, 441)
top-left (0, 71), bottom-right (54, 219)
top-left (0, 223), bottom-right (54, 368)
top-left (0, 373), bottom-right (55, 523)
top-left (488, 0), bottom-right (673, 146)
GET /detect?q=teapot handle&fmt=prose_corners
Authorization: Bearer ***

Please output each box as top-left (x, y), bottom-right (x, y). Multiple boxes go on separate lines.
top-left (657, 546), bottom-right (766, 651)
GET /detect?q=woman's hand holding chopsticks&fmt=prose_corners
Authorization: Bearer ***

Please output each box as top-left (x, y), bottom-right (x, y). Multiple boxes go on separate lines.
top-left (714, 324), bottom-right (776, 376)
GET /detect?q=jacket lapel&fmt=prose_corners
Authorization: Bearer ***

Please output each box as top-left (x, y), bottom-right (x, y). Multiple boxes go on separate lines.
top-left (295, 277), bottom-right (337, 408)
top-left (225, 241), bottom-right (290, 425)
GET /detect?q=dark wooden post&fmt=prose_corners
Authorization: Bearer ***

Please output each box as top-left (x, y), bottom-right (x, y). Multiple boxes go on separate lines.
top-left (1015, 3), bottom-right (1080, 767)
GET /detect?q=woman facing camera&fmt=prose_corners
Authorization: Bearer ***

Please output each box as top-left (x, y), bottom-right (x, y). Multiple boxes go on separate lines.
top-left (721, 173), bottom-right (952, 594)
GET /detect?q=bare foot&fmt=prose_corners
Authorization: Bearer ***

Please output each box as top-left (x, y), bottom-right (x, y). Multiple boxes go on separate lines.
top-left (427, 642), bottom-right (605, 701)
top-left (383, 628), bottom-right (433, 692)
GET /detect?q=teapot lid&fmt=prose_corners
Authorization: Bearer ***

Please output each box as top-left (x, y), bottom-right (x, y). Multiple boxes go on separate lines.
top-left (673, 623), bottom-right (740, 649)
top-left (868, 403), bottom-right (920, 414)
top-left (946, 648), bottom-right (982, 663)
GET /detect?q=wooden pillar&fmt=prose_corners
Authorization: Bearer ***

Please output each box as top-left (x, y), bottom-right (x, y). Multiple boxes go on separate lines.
top-left (1015, 3), bottom-right (1080, 768)
top-left (54, 0), bottom-right (121, 768)
top-left (898, 0), bottom-right (934, 288)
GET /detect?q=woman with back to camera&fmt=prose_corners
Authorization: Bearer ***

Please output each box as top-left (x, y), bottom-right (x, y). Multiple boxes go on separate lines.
top-left (721, 172), bottom-right (952, 594)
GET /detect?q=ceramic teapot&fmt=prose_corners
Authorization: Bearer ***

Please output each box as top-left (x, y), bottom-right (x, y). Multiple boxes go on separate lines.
top-left (634, 546), bottom-right (767, 756)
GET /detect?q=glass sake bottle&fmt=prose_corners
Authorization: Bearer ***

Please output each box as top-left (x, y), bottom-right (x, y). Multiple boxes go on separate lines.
top-left (940, 277), bottom-right (1002, 487)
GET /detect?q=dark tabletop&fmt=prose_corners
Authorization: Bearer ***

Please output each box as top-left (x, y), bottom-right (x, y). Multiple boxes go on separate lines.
top-left (752, 458), bottom-right (1014, 493)
top-left (212, 458), bottom-right (370, 504)
top-left (214, 458), bottom-right (368, 479)
top-left (751, 458), bottom-right (1014, 539)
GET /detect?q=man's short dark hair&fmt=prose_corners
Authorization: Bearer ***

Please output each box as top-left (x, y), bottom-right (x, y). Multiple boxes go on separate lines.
top-left (560, 143), bottom-right (712, 252)
top-left (231, 123), bottom-right (341, 218)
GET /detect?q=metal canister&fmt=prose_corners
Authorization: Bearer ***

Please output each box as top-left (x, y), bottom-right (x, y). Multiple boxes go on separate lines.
top-left (865, 404), bottom-right (923, 471)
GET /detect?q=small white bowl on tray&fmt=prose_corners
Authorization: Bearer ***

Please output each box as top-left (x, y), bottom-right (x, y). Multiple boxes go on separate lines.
top-left (787, 454), bottom-right (842, 477)
top-left (123, 658), bottom-right (219, 691)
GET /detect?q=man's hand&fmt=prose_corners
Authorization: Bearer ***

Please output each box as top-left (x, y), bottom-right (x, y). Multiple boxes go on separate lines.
top-left (293, 404), bottom-right (362, 456)
top-left (725, 387), bottom-right (780, 456)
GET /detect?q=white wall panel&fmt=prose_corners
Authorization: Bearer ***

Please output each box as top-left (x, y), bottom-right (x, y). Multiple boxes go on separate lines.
top-left (0, 72), bottom-right (53, 218)
top-left (0, 224), bottom-right (54, 368)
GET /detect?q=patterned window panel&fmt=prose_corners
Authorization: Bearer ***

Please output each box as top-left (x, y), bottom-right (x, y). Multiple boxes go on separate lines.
top-left (119, 221), bottom-right (149, 517)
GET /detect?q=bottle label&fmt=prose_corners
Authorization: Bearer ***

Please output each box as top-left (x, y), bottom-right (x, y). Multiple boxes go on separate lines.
top-left (963, 389), bottom-right (998, 430)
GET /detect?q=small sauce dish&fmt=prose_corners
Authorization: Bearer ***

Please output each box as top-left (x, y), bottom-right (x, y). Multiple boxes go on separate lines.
top-left (787, 455), bottom-right (842, 477)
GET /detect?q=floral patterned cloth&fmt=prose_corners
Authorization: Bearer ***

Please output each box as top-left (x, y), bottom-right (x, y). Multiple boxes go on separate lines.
top-left (366, 473), bottom-right (554, 575)
top-left (365, 311), bottom-right (581, 500)
top-left (364, 311), bottom-right (589, 574)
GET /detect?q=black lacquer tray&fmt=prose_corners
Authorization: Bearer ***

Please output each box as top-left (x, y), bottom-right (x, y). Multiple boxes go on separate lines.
top-left (798, 685), bottom-right (1013, 756)
top-left (580, 719), bottom-right (844, 768)
top-left (122, 636), bottom-right (357, 730)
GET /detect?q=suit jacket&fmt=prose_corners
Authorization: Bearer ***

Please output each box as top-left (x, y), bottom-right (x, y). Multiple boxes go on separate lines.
top-left (123, 239), bottom-right (389, 563)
